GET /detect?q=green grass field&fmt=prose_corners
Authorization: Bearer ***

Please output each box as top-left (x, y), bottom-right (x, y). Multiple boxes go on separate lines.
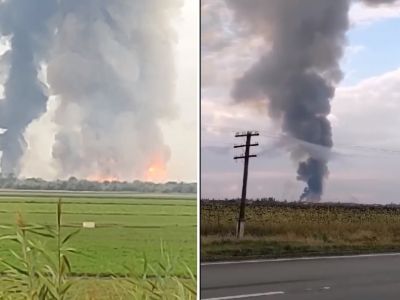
top-left (0, 192), bottom-right (197, 276)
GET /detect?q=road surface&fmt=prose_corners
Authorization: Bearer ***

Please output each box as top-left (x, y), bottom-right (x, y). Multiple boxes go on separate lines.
top-left (201, 253), bottom-right (400, 299)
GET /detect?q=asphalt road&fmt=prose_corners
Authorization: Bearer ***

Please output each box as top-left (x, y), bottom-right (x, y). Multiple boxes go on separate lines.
top-left (201, 253), bottom-right (400, 300)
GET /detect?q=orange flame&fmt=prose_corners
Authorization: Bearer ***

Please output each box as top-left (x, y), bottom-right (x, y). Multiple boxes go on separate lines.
top-left (145, 162), bottom-right (167, 182)
top-left (85, 155), bottom-right (168, 182)
top-left (87, 174), bottom-right (119, 182)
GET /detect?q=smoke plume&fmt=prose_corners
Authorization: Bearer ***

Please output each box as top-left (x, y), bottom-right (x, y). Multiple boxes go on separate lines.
top-left (47, 0), bottom-right (181, 180)
top-left (0, 0), bottom-right (57, 175)
top-left (0, 0), bottom-right (182, 181)
top-left (228, 0), bottom-right (397, 201)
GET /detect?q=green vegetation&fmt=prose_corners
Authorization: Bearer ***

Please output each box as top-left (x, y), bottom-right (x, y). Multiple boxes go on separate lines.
top-left (0, 174), bottom-right (196, 193)
top-left (0, 193), bottom-right (196, 276)
top-left (0, 199), bottom-right (196, 299)
top-left (201, 200), bottom-right (400, 261)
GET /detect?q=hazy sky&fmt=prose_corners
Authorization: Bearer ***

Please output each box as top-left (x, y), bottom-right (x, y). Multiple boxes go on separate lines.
top-left (202, 0), bottom-right (400, 203)
top-left (159, 0), bottom-right (198, 182)
top-left (0, 0), bottom-right (198, 182)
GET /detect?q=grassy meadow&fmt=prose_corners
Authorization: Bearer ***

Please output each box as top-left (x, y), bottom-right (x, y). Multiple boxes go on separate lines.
top-left (0, 191), bottom-right (197, 299)
top-left (201, 200), bottom-right (400, 261)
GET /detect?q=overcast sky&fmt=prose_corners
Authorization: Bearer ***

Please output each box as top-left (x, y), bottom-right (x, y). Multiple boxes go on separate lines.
top-left (0, 0), bottom-right (198, 183)
top-left (201, 0), bottom-right (400, 203)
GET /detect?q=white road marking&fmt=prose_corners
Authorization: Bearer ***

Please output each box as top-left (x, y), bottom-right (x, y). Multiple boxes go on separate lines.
top-left (201, 252), bottom-right (400, 266)
top-left (202, 291), bottom-right (285, 300)
top-left (322, 286), bottom-right (331, 290)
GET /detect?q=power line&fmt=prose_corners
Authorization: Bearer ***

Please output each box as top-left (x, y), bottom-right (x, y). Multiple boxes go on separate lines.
top-left (203, 129), bottom-right (400, 157)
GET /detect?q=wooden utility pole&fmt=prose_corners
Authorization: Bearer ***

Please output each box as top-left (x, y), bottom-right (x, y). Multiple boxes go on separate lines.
top-left (234, 131), bottom-right (259, 238)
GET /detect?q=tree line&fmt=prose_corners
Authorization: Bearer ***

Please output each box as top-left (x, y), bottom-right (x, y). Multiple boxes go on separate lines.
top-left (0, 174), bottom-right (196, 193)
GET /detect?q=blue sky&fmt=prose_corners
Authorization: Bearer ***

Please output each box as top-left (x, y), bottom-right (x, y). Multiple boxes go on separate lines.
top-left (343, 17), bottom-right (400, 85)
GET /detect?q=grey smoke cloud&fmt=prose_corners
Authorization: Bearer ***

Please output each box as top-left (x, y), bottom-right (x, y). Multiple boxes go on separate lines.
top-left (228, 0), bottom-right (349, 201)
top-left (228, 0), bottom-right (396, 201)
top-left (0, 0), bottom-right (57, 175)
top-left (47, 0), bottom-right (182, 180)
top-left (0, 0), bottom-right (182, 181)
top-left (227, 0), bottom-right (396, 201)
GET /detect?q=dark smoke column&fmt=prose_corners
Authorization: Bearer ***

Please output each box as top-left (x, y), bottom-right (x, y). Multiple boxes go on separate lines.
top-left (228, 0), bottom-right (350, 202)
top-left (0, 0), bottom-right (56, 175)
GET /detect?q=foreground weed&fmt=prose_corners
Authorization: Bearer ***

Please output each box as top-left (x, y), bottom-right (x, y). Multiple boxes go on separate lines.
top-left (113, 242), bottom-right (196, 300)
top-left (0, 199), bottom-right (79, 300)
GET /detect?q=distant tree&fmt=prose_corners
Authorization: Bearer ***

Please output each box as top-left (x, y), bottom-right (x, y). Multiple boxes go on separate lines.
top-left (0, 175), bottom-right (196, 193)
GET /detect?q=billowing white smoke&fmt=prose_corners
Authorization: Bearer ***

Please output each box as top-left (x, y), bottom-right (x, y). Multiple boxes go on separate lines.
top-left (1, 0), bottom-right (182, 181)
top-left (47, 0), bottom-right (182, 180)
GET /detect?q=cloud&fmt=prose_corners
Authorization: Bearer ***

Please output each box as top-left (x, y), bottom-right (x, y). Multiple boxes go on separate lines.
top-left (349, 1), bottom-right (400, 25)
top-left (201, 0), bottom-right (267, 90)
top-left (332, 68), bottom-right (400, 148)
top-left (201, 99), bottom-right (275, 147)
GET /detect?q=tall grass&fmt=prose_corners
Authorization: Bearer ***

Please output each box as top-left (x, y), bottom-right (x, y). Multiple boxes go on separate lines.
top-left (114, 242), bottom-right (196, 299)
top-left (201, 201), bottom-right (400, 242)
top-left (0, 199), bottom-right (79, 299)
top-left (201, 201), bottom-right (400, 261)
